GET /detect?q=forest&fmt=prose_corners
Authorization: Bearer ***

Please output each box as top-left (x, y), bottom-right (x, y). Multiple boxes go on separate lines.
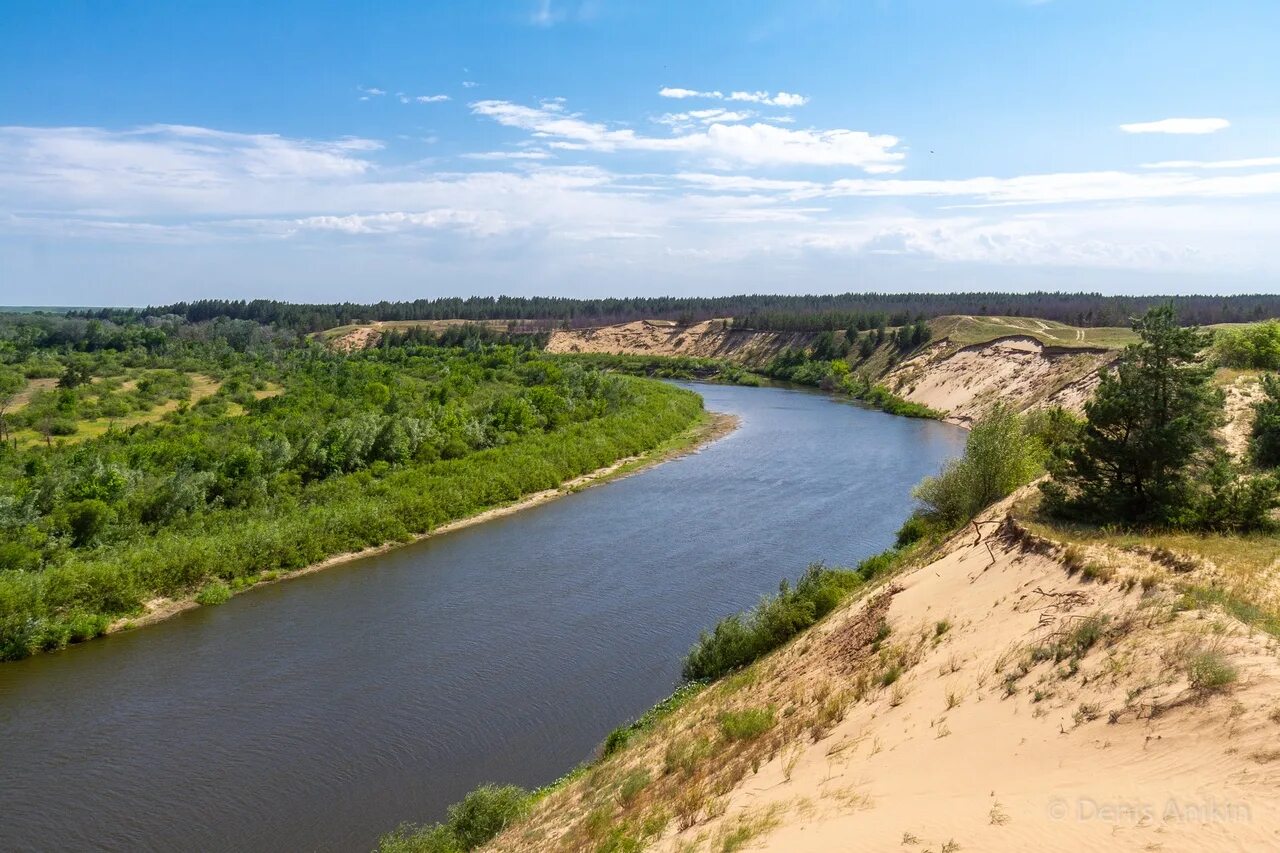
top-left (0, 315), bottom-right (703, 660)
top-left (62, 291), bottom-right (1280, 332)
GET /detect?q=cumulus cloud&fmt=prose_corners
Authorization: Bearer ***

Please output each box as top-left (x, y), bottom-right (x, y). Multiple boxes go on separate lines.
top-left (1119, 117), bottom-right (1230, 134)
top-left (5, 121), bottom-right (1280, 296)
top-left (727, 90), bottom-right (809, 107)
top-left (658, 87), bottom-right (723, 99)
top-left (471, 99), bottom-right (904, 171)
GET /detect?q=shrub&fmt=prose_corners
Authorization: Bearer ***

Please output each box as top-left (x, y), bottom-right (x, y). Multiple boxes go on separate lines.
top-left (195, 580), bottom-right (231, 606)
top-left (1186, 651), bottom-right (1238, 693)
top-left (1191, 453), bottom-right (1278, 531)
top-left (1214, 320), bottom-right (1280, 370)
top-left (681, 564), bottom-right (861, 681)
top-left (446, 784), bottom-right (532, 849)
top-left (372, 783), bottom-right (534, 852)
top-left (914, 404), bottom-right (1044, 528)
top-left (894, 513), bottom-right (936, 546)
top-left (1252, 374), bottom-right (1280, 469)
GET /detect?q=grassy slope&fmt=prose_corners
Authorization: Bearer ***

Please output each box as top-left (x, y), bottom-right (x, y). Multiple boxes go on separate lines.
top-left (929, 315), bottom-right (1138, 350)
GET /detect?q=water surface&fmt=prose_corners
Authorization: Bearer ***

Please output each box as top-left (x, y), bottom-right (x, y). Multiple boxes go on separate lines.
top-left (0, 382), bottom-right (964, 852)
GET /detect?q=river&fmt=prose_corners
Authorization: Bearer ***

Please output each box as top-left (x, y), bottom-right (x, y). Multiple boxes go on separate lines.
top-left (0, 382), bottom-right (965, 852)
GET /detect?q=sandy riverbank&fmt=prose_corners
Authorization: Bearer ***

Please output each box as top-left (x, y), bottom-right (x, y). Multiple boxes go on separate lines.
top-left (108, 410), bottom-right (740, 636)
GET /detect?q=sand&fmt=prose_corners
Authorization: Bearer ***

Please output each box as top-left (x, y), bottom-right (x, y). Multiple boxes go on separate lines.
top-left (885, 336), bottom-right (1115, 425)
top-left (654, 499), bottom-right (1280, 852)
top-left (546, 319), bottom-right (811, 366)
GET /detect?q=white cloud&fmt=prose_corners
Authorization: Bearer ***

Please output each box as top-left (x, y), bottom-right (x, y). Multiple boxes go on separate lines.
top-left (1119, 117), bottom-right (1230, 134)
top-left (656, 108), bottom-right (755, 129)
top-left (462, 81), bottom-right (479, 88)
top-left (820, 169), bottom-right (1280, 204)
top-left (6, 122), bottom-right (1280, 297)
top-left (471, 99), bottom-right (904, 171)
top-left (357, 86), bottom-right (386, 101)
top-left (462, 150), bottom-right (553, 160)
top-left (414, 94), bottom-right (451, 103)
top-left (659, 87), bottom-right (808, 107)
top-left (1141, 156), bottom-right (1280, 170)
top-left (293, 209), bottom-right (511, 237)
top-left (658, 87), bottom-right (723, 99)
top-left (728, 90), bottom-right (810, 107)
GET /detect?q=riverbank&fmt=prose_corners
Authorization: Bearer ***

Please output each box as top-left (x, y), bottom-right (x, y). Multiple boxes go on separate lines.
top-left (106, 410), bottom-right (740, 637)
top-left (486, 487), bottom-right (1280, 852)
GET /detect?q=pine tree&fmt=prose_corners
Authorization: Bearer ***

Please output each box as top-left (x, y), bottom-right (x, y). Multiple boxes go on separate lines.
top-left (1043, 306), bottom-right (1223, 524)
top-left (1252, 374), bottom-right (1280, 469)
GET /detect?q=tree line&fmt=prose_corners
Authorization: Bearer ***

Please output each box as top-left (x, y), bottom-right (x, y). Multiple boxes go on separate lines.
top-left (66, 291), bottom-right (1280, 333)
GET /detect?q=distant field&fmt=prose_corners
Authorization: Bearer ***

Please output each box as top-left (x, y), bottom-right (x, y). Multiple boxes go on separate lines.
top-left (931, 315), bottom-right (1140, 350)
top-left (0, 306), bottom-right (106, 313)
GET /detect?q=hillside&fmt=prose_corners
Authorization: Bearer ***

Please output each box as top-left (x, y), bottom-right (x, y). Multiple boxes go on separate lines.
top-left (545, 320), bottom-right (813, 365)
top-left (541, 315), bottom-right (1131, 424)
top-left (488, 491), bottom-right (1280, 852)
top-left (883, 337), bottom-right (1115, 425)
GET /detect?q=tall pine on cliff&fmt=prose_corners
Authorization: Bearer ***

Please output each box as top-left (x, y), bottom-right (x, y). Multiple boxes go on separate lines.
top-left (1042, 306), bottom-right (1223, 525)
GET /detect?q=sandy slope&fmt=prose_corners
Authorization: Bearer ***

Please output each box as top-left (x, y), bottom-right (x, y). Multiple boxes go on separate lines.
top-left (672, 511), bottom-right (1280, 852)
top-left (1221, 373), bottom-right (1263, 459)
top-left (546, 320), bottom-right (811, 366)
top-left (885, 337), bottom-right (1115, 424)
top-left (496, 494), bottom-right (1280, 852)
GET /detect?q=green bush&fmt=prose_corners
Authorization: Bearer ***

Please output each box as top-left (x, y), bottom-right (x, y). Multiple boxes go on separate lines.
top-left (682, 563), bottom-right (861, 681)
top-left (1186, 650), bottom-right (1238, 693)
top-left (913, 404), bottom-right (1044, 528)
top-left (1214, 320), bottom-right (1280, 370)
top-left (195, 580), bottom-right (231, 606)
top-left (375, 784), bottom-right (531, 853)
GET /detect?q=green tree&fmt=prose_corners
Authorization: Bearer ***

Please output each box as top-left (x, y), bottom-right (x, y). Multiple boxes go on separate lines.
top-left (60, 499), bottom-right (114, 547)
top-left (1252, 374), bottom-right (1280, 468)
top-left (1042, 306), bottom-right (1222, 524)
top-left (912, 404), bottom-right (1044, 527)
top-left (0, 368), bottom-right (25, 442)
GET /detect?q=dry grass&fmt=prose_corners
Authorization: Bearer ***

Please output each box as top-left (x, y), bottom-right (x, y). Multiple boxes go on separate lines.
top-left (930, 315), bottom-right (1137, 351)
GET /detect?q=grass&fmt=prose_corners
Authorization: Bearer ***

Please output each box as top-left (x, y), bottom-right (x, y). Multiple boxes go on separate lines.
top-left (1186, 650), bottom-right (1239, 694)
top-left (718, 707), bottom-right (776, 741)
top-left (195, 580), bottom-right (231, 606)
top-left (930, 315), bottom-right (1137, 351)
top-left (12, 372), bottom-right (225, 448)
top-left (1018, 507), bottom-right (1280, 599)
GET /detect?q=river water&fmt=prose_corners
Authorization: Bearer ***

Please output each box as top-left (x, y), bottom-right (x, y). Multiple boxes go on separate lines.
top-left (0, 382), bottom-right (964, 852)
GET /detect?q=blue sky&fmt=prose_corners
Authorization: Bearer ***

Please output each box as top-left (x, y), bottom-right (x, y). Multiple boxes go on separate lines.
top-left (2, 0), bottom-right (1279, 305)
